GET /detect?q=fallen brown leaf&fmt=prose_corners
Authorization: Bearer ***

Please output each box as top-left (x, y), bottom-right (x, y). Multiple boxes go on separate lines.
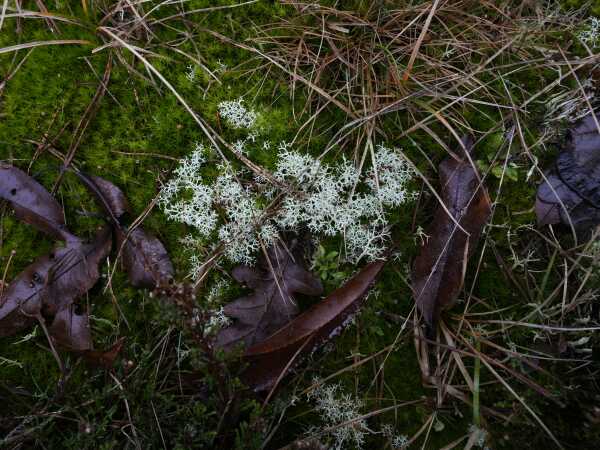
top-left (242, 259), bottom-right (385, 391)
top-left (536, 113), bottom-right (600, 231)
top-left (0, 164), bottom-right (77, 242)
top-left (412, 136), bottom-right (491, 331)
top-left (49, 304), bottom-right (92, 351)
top-left (82, 337), bottom-right (126, 368)
top-left (0, 227), bottom-right (112, 351)
top-left (76, 172), bottom-right (174, 289)
top-left (216, 237), bottom-right (323, 351)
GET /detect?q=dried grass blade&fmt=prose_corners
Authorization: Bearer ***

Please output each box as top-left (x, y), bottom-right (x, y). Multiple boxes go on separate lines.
top-left (403, 0), bottom-right (441, 81)
top-left (0, 0), bottom-right (8, 30)
top-left (0, 39), bottom-right (90, 55)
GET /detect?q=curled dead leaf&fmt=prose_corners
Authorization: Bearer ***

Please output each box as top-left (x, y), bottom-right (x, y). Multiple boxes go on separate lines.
top-left (87, 174), bottom-right (131, 220)
top-left (0, 247), bottom-right (57, 336)
top-left (119, 227), bottom-right (174, 289)
top-left (412, 136), bottom-right (491, 331)
top-left (0, 227), bottom-right (112, 351)
top-left (216, 237), bottom-right (323, 351)
top-left (536, 113), bottom-right (600, 232)
top-left (0, 164), bottom-right (77, 242)
top-left (242, 259), bottom-right (385, 391)
top-left (76, 171), bottom-right (174, 289)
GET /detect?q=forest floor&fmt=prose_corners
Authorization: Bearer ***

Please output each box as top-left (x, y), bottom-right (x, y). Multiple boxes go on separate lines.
top-left (2, 1), bottom-right (600, 449)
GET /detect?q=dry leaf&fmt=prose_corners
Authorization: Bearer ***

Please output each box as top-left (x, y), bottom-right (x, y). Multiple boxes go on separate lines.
top-left (82, 337), bottom-right (126, 368)
top-left (87, 174), bottom-right (130, 220)
top-left (76, 171), bottom-right (174, 289)
top-left (412, 136), bottom-right (491, 330)
top-left (536, 113), bottom-right (600, 231)
top-left (0, 164), bottom-right (77, 242)
top-left (216, 237), bottom-right (323, 351)
top-left (49, 304), bottom-right (92, 351)
top-left (0, 227), bottom-right (112, 350)
top-left (242, 259), bottom-right (385, 391)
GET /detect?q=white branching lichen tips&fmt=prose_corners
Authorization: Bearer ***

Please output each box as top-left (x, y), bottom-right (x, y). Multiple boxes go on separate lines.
top-left (159, 148), bottom-right (217, 236)
top-left (391, 434), bottom-right (409, 449)
top-left (544, 76), bottom-right (596, 132)
top-left (307, 381), bottom-right (367, 450)
top-left (578, 17), bottom-right (600, 48)
top-left (468, 424), bottom-right (489, 449)
top-left (368, 144), bottom-right (415, 206)
top-left (213, 169), bottom-right (274, 264)
top-left (217, 98), bottom-right (258, 129)
top-left (159, 117), bottom-right (414, 269)
top-left (205, 307), bottom-right (231, 336)
top-left (185, 64), bottom-right (196, 83)
top-left (273, 147), bottom-right (413, 263)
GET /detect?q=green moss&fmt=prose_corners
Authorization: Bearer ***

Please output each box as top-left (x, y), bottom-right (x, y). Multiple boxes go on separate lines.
top-left (565, 0), bottom-right (600, 15)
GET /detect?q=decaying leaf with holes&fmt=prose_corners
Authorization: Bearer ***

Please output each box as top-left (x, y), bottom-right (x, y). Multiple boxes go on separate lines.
top-left (536, 113), bottom-right (600, 232)
top-left (411, 136), bottom-right (491, 332)
top-left (49, 304), bottom-right (93, 351)
top-left (0, 246), bottom-right (59, 336)
top-left (76, 171), bottom-right (174, 289)
top-left (216, 237), bottom-right (324, 351)
top-left (242, 259), bottom-right (385, 391)
top-left (0, 164), bottom-right (78, 242)
top-left (0, 227), bottom-right (112, 351)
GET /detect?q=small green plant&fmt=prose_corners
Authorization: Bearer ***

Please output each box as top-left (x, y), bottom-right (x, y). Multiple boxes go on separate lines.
top-left (311, 244), bottom-right (348, 287)
top-left (476, 155), bottom-right (519, 182)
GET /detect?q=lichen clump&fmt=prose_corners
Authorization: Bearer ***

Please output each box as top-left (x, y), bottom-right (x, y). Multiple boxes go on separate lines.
top-left (578, 16), bottom-right (600, 47)
top-left (217, 98), bottom-right (258, 129)
top-left (307, 382), bottom-right (368, 449)
top-left (159, 101), bottom-right (414, 272)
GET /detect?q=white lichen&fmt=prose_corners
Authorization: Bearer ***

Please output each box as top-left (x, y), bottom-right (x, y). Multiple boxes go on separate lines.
top-left (391, 434), bottom-right (409, 449)
top-left (215, 59), bottom-right (228, 74)
top-left (578, 17), bottom-right (600, 48)
top-left (185, 64), bottom-right (196, 83)
top-left (204, 307), bottom-right (231, 336)
top-left (217, 98), bottom-right (258, 129)
top-left (272, 147), bottom-right (411, 262)
top-left (307, 381), bottom-right (368, 450)
top-left (468, 424), bottom-right (488, 448)
top-left (544, 76), bottom-right (596, 132)
top-left (367, 144), bottom-right (415, 206)
top-left (159, 148), bottom-right (218, 237)
top-left (159, 102), bottom-right (414, 269)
